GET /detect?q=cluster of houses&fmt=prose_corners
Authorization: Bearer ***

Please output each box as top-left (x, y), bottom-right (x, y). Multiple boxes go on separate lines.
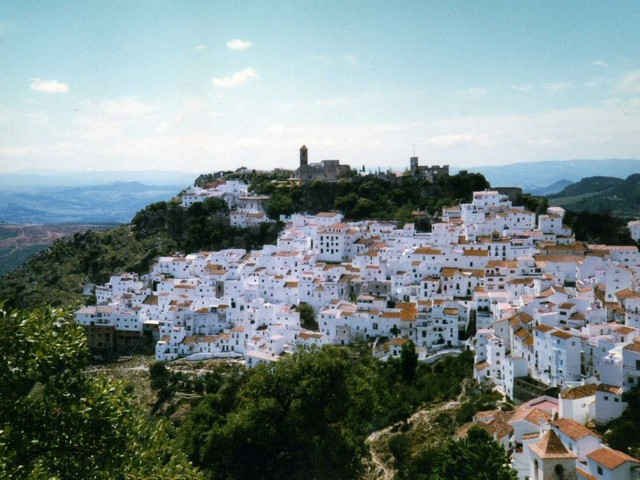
top-left (468, 390), bottom-right (639, 479)
top-left (76, 187), bottom-right (640, 477)
top-left (180, 179), bottom-right (271, 227)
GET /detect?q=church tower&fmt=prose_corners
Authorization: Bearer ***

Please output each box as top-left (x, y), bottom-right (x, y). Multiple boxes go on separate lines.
top-left (528, 430), bottom-right (577, 480)
top-left (410, 156), bottom-right (419, 173)
top-left (300, 145), bottom-right (308, 168)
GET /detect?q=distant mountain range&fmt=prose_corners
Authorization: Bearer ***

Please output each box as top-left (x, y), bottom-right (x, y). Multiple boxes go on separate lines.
top-left (0, 182), bottom-right (184, 224)
top-left (466, 159), bottom-right (640, 192)
top-left (0, 170), bottom-right (196, 189)
top-left (547, 174), bottom-right (640, 219)
top-left (528, 179), bottom-right (573, 196)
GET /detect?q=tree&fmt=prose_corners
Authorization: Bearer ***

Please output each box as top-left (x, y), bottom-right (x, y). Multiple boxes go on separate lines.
top-left (298, 302), bottom-right (318, 330)
top-left (396, 427), bottom-right (517, 480)
top-left (180, 348), bottom-right (367, 480)
top-left (602, 386), bottom-right (640, 457)
top-left (400, 341), bottom-right (418, 382)
top-left (0, 305), bottom-right (202, 480)
top-left (150, 361), bottom-right (169, 390)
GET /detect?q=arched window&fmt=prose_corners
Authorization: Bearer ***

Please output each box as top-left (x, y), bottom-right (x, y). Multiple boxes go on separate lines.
top-left (554, 464), bottom-right (564, 479)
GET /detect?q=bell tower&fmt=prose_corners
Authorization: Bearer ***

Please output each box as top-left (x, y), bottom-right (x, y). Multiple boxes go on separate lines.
top-left (300, 145), bottom-right (308, 168)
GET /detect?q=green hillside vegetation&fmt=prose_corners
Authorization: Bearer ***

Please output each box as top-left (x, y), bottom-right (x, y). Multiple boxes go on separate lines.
top-left (600, 386), bottom-right (640, 458)
top-left (0, 244), bottom-right (48, 277)
top-left (170, 346), bottom-right (498, 479)
top-left (0, 305), bottom-right (202, 480)
top-left (0, 303), bottom-right (515, 480)
top-left (254, 171), bottom-right (491, 223)
top-left (389, 426), bottom-right (516, 480)
top-left (549, 174), bottom-right (640, 218)
top-left (0, 198), bottom-right (280, 310)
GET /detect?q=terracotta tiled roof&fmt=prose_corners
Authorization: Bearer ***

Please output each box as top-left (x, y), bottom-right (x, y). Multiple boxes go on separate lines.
top-left (587, 447), bottom-right (640, 470)
top-left (597, 384), bottom-right (623, 396)
top-left (529, 430), bottom-right (576, 459)
top-left (560, 384), bottom-right (597, 400)
top-left (524, 408), bottom-right (552, 426)
top-left (576, 467), bottom-right (597, 480)
top-left (552, 330), bottom-right (574, 340)
top-left (624, 341), bottom-right (640, 353)
top-left (552, 418), bottom-right (600, 441)
top-left (475, 361), bottom-right (490, 371)
top-left (536, 323), bottom-right (554, 333)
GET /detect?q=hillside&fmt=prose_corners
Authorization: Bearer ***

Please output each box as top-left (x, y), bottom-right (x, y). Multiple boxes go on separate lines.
top-left (472, 159), bottom-right (640, 191)
top-left (528, 179), bottom-right (572, 196)
top-left (548, 174), bottom-right (640, 218)
top-left (4, 303), bottom-right (515, 480)
top-left (1, 169), bottom-right (634, 312)
top-left (0, 171), bottom-right (488, 310)
top-left (0, 223), bottom-right (116, 276)
top-left (0, 198), bottom-right (280, 309)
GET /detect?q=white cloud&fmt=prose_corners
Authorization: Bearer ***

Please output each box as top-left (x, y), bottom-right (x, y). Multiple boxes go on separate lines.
top-left (226, 39), bottom-right (252, 51)
top-left (618, 70), bottom-right (640, 94)
top-left (195, 44), bottom-right (207, 51)
top-left (511, 84), bottom-right (532, 93)
top-left (101, 98), bottom-right (154, 117)
top-left (545, 82), bottom-right (572, 93)
top-left (592, 60), bottom-right (608, 68)
top-left (212, 67), bottom-right (258, 88)
top-left (30, 78), bottom-right (69, 93)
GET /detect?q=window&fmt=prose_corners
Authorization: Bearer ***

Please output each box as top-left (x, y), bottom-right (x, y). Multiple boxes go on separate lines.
top-left (597, 465), bottom-right (603, 475)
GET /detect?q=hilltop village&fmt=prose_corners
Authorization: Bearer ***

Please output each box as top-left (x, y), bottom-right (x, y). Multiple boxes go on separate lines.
top-left (75, 151), bottom-right (640, 479)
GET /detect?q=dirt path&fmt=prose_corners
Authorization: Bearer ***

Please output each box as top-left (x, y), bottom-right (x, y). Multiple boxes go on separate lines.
top-left (363, 381), bottom-right (470, 480)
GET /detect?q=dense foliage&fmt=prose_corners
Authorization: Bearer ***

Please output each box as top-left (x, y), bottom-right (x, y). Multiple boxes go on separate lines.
top-left (0, 305), bottom-right (202, 480)
top-left (390, 427), bottom-right (517, 480)
top-left (602, 386), bottom-right (640, 457)
top-left (177, 346), bottom-right (474, 479)
top-left (297, 302), bottom-right (317, 330)
top-left (563, 210), bottom-right (635, 245)
top-left (549, 174), bottom-right (640, 218)
top-left (246, 171), bottom-right (490, 222)
top-left (130, 198), bottom-right (282, 253)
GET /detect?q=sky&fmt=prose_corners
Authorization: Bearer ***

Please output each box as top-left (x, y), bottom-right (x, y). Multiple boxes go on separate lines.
top-left (1, 0), bottom-right (640, 174)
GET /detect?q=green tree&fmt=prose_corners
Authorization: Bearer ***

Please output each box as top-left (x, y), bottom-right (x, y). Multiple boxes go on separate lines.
top-left (0, 305), bottom-right (202, 480)
top-left (602, 386), bottom-right (640, 457)
top-left (298, 302), bottom-right (318, 330)
top-left (397, 427), bottom-right (517, 480)
top-left (400, 341), bottom-right (418, 382)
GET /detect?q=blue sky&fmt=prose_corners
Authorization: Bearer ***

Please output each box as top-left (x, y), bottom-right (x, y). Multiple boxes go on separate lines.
top-left (1, 0), bottom-right (640, 173)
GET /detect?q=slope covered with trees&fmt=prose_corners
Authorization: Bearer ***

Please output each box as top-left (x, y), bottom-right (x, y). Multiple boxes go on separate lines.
top-left (0, 305), bottom-right (201, 479)
top-left (255, 172), bottom-right (490, 223)
top-left (0, 198), bottom-right (280, 310)
top-left (549, 174), bottom-right (640, 218)
top-left (176, 345), bottom-right (476, 479)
